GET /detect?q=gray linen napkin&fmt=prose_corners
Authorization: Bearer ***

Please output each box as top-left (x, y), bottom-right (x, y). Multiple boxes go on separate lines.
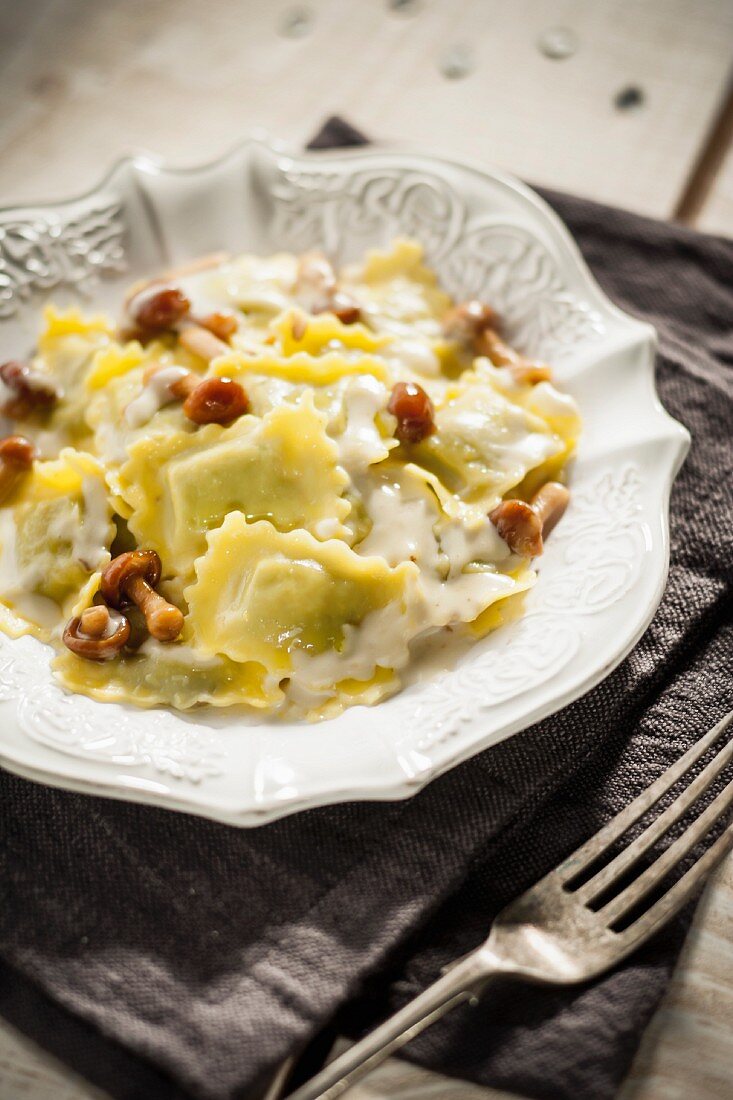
top-left (0, 120), bottom-right (731, 1100)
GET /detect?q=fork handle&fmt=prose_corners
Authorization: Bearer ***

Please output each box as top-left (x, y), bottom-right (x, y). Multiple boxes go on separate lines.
top-left (287, 949), bottom-right (504, 1099)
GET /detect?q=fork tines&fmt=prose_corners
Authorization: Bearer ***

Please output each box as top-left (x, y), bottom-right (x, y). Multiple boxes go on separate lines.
top-left (559, 710), bottom-right (733, 943)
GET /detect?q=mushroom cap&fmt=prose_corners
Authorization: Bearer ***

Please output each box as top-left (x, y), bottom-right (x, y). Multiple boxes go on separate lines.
top-left (387, 381), bottom-right (435, 444)
top-left (489, 499), bottom-right (544, 558)
top-left (0, 360), bottom-right (58, 412)
top-left (63, 607), bottom-right (130, 660)
top-left (101, 550), bottom-right (162, 607)
top-left (0, 434), bottom-right (37, 468)
top-left (182, 376), bottom-right (249, 425)
top-left (442, 299), bottom-right (497, 342)
top-left (129, 284), bottom-right (191, 331)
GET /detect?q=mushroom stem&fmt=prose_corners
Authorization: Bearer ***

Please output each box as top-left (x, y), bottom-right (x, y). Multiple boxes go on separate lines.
top-left (62, 606), bottom-right (130, 660)
top-left (294, 252), bottom-right (362, 323)
top-left (124, 574), bottom-right (184, 641)
top-left (0, 435), bottom-right (36, 504)
top-left (490, 482), bottom-right (570, 557)
top-left (168, 371), bottom-right (198, 400)
top-left (176, 321), bottom-right (231, 362)
top-left (442, 301), bottom-right (552, 385)
top-left (79, 605), bottom-right (112, 639)
top-left (531, 481), bottom-right (570, 539)
top-left (0, 464), bottom-right (23, 504)
top-left (195, 310), bottom-right (238, 341)
top-left (476, 330), bottom-right (553, 385)
top-left (0, 360), bottom-right (59, 419)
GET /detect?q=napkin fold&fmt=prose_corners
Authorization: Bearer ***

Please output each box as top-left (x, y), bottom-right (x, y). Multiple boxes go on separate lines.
top-left (0, 120), bottom-right (731, 1100)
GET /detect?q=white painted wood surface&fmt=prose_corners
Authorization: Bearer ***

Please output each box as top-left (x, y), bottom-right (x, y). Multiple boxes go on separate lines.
top-left (0, 1), bottom-right (731, 1097)
top-left (0, 0), bottom-right (732, 225)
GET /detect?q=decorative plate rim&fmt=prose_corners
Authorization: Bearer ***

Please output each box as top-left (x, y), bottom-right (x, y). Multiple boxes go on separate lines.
top-left (0, 137), bottom-right (690, 826)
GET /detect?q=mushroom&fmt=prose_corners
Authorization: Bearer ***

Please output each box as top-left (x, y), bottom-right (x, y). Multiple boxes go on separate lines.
top-left (442, 300), bottom-right (552, 385)
top-left (0, 435), bottom-right (36, 503)
top-left (294, 251), bottom-right (362, 324)
top-left (322, 291), bottom-right (362, 325)
top-left (387, 381), bottom-right (436, 444)
top-left (124, 284), bottom-right (237, 360)
top-left (295, 251), bottom-right (337, 302)
top-left (182, 376), bottom-right (249, 425)
top-left (128, 283), bottom-right (191, 333)
top-left (195, 310), bottom-right (239, 342)
top-left (100, 550), bottom-right (184, 642)
top-left (0, 360), bottom-right (59, 419)
top-left (138, 365), bottom-right (249, 425)
top-left (177, 322), bottom-right (232, 362)
top-left (476, 330), bottom-right (552, 386)
top-left (442, 299), bottom-right (497, 344)
top-left (63, 605), bottom-right (131, 661)
top-left (490, 482), bottom-right (570, 557)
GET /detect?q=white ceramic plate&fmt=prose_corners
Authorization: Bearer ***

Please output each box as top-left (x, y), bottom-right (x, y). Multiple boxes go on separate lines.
top-left (0, 139), bottom-right (689, 825)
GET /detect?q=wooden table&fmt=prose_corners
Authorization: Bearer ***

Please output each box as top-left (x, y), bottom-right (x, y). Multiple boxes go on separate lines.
top-left (1, 2), bottom-right (731, 1098)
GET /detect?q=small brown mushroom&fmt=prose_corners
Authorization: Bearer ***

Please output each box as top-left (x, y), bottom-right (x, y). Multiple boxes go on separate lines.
top-left (63, 605), bottom-right (131, 661)
top-left (387, 381), bottom-right (436, 444)
top-left (490, 482), bottom-right (570, 557)
top-left (295, 251), bottom-right (337, 300)
top-left (295, 251), bottom-right (362, 324)
top-left (177, 322), bottom-right (231, 362)
top-left (182, 376), bottom-right (249, 425)
top-left (0, 360), bottom-right (59, 419)
top-left (139, 366), bottom-right (248, 425)
top-left (476, 330), bottom-right (552, 386)
top-left (195, 310), bottom-right (239, 342)
top-left (443, 300), bottom-right (552, 385)
top-left (101, 550), bottom-right (184, 642)
top-left (0, 435), bottom-right (36, 503)
top-left (442, 299), bottom-right (498, 344)
top-left (532, 481), bottom-right (571, 540)
top-left (321, 290), bottom-right (362, 325)
top-left (128, 283), bottom-right (191, 333)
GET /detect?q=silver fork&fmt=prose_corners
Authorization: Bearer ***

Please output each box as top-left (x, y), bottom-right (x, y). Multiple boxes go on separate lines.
top-left (288, 709), bottom-right (733, 1100)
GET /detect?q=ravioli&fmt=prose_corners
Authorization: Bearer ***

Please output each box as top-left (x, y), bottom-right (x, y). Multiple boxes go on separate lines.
top-left (185, 515), bottom-right (418, 677)
top-left (52, 639), bottom-right (278, 710)
top-left (118, 396), bottom-right (350, 578)
top-left (0, 449), bottom-right (113, 638)
top-left (413, 380), bottom-right (564, 515)
top-left (0, 239), bottom-right (581, 719)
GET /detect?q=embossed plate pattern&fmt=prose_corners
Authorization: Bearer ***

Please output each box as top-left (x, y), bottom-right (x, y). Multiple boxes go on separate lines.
top-left (0, 140), bottom-right (689, 825)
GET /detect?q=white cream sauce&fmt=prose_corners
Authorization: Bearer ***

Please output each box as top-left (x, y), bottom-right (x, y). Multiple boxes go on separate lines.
top-left (124, 366), bottom-right (190, 428)
top-left (0, 509), bottom-right (58, 626)
top-left (289, 595), bottom-right (417, 691)
top-left (0, 470), bottom-right (109, 620)
top-left (138, 637), bottom-right (221, 668)
top-left (356, 465), bottom-right (528, 628)
top-left (78, 475), bottom-right (112, 570)
top-left (332, 376), bottom-right (392, 474)
top-left (528, 381), bottom-right (581, 423)
top-left (384, 338), bottom-right (441, 377)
